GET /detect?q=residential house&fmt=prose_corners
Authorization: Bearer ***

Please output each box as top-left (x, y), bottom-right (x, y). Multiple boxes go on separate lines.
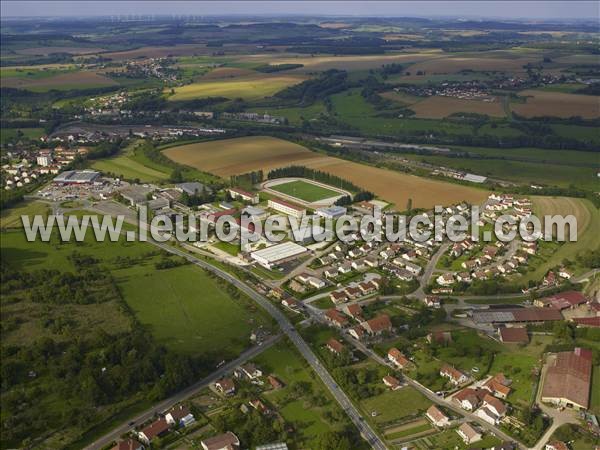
top-left (165, 405), bottom-right (195, 427)
top-left (426, 405), bottom-right (450, 428)
top-left (341, 303), bottom-right (363, 321)
top-left (326, 338), bottom-right (345, 355)
top-left (344, 286), bottom-right (362, 300)
top-left (330, 290), bottom-right (349, 304)
top-left (388, 348), bottom-right (410, 369)
top-left (267, 375), bottom-right (283, 390)
top-left (476, 406), bottom-right (500, 425)
top-left (483, 373), bottom-right (512, 399)
top-left (383, 375), bottom-right (401, 390)
top-left (453, 388), bottom-right (483, 411)
top-left (361, 314), bottom-right (392, 336)
top-left (437, 273), bottom-right (455, 286)
top-left (325, 308), bottom-right (348, 328)
top-left (215, 378), bottom-right (236, 396)
top-left (483, 394), bottom-right (507, 417)
top-left (440, 364), bottom-right (469, 386)
top-left (357, 281), bottom-right (377, 295)
top-left (282, 298), bottom-right (300, 310)
top-left (364, 256), bottom-right (379, 268)
top-left (201, 431), bottom-right (240, 450)
top-left (545, 442), bottom-right (569, 450)
top-left (423, 295), bottom-right (441, 308)
top-left (239, 363), bottom-right (262, 380)
top-left (348, 325), bottom-right (365, 341)
top-left (138, 418), bottom-right (169, 444)
top-left (111, 439), bottom-right (144, 450)
top-left (457, 423), bottom-right (482, 444)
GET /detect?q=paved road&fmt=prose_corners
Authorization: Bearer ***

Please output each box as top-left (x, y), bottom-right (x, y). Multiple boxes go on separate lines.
top-left (149, 241), bottom-right (387, 450)
top-left (410, 242), bottom-right (450, 300)
top-left (86, 334), bottom-right (281, 450)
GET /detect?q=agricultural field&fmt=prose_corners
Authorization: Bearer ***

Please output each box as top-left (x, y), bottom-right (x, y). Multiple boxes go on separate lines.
top-left (0, 127), bottom-right (45, 144)
top-left (166, 74), bottom-right (306, 101)
top-left (527, 196), bottom-right (600, 280)
top-left (164, 136), bottom-right (489, 209)
top-left (512, 90), bottom-right (600, 119)
top-left (359, 385), bottom-right (431, 427)
top-left (408, 95), bottom-right (506, 118)
top-left (1, 69), bottom-right (118, 91)
top-left (268, 179), bottom-right (342, 203)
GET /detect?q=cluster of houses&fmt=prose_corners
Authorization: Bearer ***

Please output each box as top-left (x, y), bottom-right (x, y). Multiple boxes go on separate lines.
top-left (324, 305), bottom-right (393, 342)
top-left (451, 373), bottom-right (511, 426)
top-left (2, 146), bottom-right (88, 190)
top-left (329, 275), bottom-right (382, 304)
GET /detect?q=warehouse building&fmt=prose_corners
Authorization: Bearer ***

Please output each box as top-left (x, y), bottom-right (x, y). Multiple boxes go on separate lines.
top-left (541, 347), bottom-right (592, 410)
top-left (472, 307), bottom-right (563, 325)
top-left (250, 241), bottom-right (308, 269)
top-left (316, 205), bottom-right (347, 219)
top-left (53, 170), bottom-right (100, 184)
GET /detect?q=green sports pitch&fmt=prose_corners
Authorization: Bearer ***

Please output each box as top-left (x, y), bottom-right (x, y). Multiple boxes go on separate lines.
top-left (269, 179), bottom-right (341, 203)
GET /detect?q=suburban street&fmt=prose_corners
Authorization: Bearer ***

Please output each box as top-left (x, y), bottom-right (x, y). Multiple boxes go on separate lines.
top-left (85, 334), bottom-right (281, 450)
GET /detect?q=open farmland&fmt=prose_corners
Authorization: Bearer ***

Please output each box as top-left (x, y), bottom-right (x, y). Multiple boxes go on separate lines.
top-left (1, 70), bottom-right (118, 91)
top-left (167, 74), bottom-right (306, 101)
top-left (404, 55), bottom-right (537, 76)
top-left (236, 50), bottom-right (442, 72)
top-left (528, 197), bottom-right (600, 280)
top-left (512, 90), bottom-right (600, 119)
top-left (407, 95), bottom-right (506, 118)
top-left (163, 136), bottom-right (489, 208)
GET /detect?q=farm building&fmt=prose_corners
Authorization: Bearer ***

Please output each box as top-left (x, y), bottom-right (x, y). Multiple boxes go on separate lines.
top-left (472, 307), bottom-right (563, 325)
top-left (250, 242), bottom-right (308, 269)
top-left (497, 326), bottom-right (529, 344)
top-left (533, 291), bottom-right (588, 310)
top-left (541, 347), bottom-right (592, 410)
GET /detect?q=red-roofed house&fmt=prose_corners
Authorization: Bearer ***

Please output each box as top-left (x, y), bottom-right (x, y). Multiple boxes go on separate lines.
top-left (341, 303), bottom-right (363, 321)
top-left (215, 378), bottom-right (236, 396)
top-left (387, 348), bottom-right (410, 369)
top-left (325, 308), bottom-right (348, 328)
top-left (138, 418), bottom-right (169, 444)
top-left (426, 405), bottom-right (450, 427)
top-left (457, 423), bottom-right (481, 444)
top-left (165, 405), bottom-right (195, 427)
top-left (534, 291), bottom-right (588, 310)
top-left (440, 364), bottom-right (469, 386)
top-left (111, 439), bottom-right (144, 450)
top-left (361, 314), bottom-right (392, 335)
top-left (201, 431), bottom-right (240, 450)
top-left (541, 347), bottom-right (592, 410)
top-left (326, 338), bottom-right (345, 355)
top-left (383, 375), bottom-right (401, 390)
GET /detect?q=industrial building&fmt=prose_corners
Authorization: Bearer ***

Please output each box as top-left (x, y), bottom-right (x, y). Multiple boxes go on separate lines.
top-left (250, 241), bottom-right (308, 269)
top-left (267, 198), bottom-right (305, 219)
top-left (53, 170), bottom-right (100, 184)
top-left (472, 307), bottom-right (563, 325)
top-left (316, 205), bottom-right (347, 219)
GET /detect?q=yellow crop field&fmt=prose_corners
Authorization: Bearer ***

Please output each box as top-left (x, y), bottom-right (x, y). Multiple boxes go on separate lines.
top-left (166, 74), bottom-right (306, 101)
top-left (512, 90), bottom-right (600, 119)
top-left (163, 136), bottom-right (489, 209)
top-left (409, 95), bottom-right (506, 118)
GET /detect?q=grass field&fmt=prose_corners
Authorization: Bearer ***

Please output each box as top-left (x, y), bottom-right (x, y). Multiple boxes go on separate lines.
top-left (1, 70), bottom-right (118, 91)
top-left (359, 386), bottom-right (430, 426)
top-left (92, 141), bottom-right (170, 182)
top-left (1, 224), bottom-right (269, 359)
top-left (527, 196), bottom-right (600, 281)
top-left (167, 74), bottom-right (306, 101)
top-left (268, 179), bottom-right (341, 202)
top-left (416, 428), bottom-right (501, 450)
top-left (0, 127), bottom-right (45, 144)
top-left (512, 90), bottom-right (600, 119)
top-left (591, 365), bottom-right (600, 415)
top-left (163, 136), bottom-right (489, 209)
top-left (408, 95), bottom-right (506, 118)
top-left (253, 340), bottom-right (350, 447)
top-left (0, 200), bottom-right (50, 229)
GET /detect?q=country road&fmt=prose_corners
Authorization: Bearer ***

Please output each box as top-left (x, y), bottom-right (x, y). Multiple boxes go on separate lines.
top-left (85, 334), bottom-right (281, 450)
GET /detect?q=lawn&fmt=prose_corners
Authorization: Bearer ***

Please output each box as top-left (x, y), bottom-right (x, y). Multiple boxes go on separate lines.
top-left (269, 179), bottom-right (341, 203)
top-left (416, 428), bottom-right (501, 450)
top-left (591, 365), bottom-right (600, 415)
top-left (359, 386), bottom-right (430, 427)
top-left (0, 127), bottom-right (45, 144)
top-left (253, 340), bottom-right (351, 447)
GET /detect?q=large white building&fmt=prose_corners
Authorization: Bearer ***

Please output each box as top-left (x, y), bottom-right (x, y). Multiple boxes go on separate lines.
top-left (268, 198), bottom-right (305, 219)
top-left (316, 205), bottom-right (347, 219)
top-left (229, 187), bottom-right (259, 204)
top-left (250, 241), bottom-right (308, 269)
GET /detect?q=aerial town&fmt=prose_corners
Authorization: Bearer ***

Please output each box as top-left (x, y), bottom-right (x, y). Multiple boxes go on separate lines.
top-left (1, 4), bottom-right (599, 450)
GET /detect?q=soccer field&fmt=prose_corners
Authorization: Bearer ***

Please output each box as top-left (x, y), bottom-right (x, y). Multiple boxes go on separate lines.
top-left (269, 179), bottom-right (341, 202)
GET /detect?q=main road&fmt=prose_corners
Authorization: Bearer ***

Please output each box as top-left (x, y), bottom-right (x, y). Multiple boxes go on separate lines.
top-left (150, 241), bottom-right (387, 450)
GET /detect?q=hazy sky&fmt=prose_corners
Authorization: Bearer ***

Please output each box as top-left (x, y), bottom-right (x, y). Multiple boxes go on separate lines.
top-left (1, 1), bottom-right (599, 20)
